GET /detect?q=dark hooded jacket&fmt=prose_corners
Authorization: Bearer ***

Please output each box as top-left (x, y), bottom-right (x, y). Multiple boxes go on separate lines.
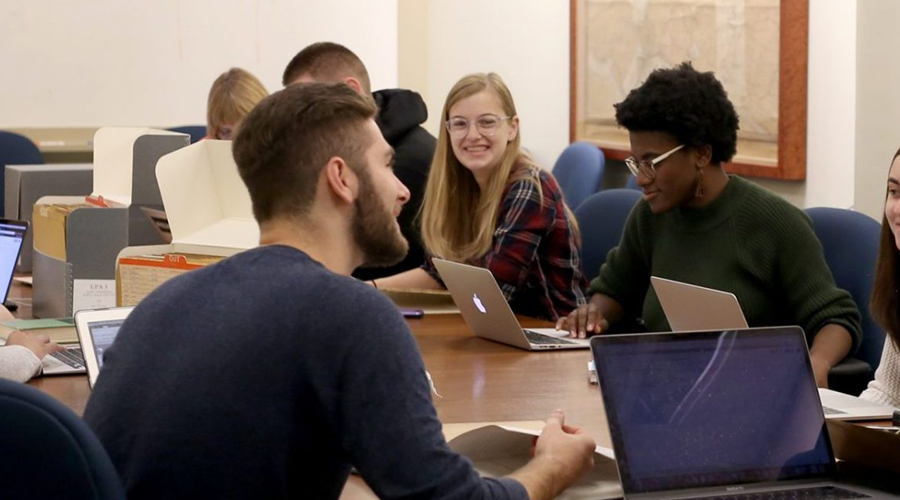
top-left (353, 89), bottom-right (436, 280)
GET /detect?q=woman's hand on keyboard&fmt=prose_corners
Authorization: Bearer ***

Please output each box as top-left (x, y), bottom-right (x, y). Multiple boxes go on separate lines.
top-left (6, 331), bottom-right (65, 360)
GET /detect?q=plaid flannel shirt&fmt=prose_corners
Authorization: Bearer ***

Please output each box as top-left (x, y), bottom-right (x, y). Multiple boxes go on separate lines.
top-left (424, 168), bottom-right (588, 321)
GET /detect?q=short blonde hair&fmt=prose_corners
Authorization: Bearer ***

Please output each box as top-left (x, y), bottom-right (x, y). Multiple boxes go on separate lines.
top-left (421, 73), bottom-right (541, 262)
top-left (207, 68), bottom-right (269, 139)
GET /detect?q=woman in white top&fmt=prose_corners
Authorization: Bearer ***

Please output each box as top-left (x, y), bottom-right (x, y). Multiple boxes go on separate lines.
top-left (861, 148), bottom-right (900, 407)
top-left (0, 305), bottom-right (64, 383)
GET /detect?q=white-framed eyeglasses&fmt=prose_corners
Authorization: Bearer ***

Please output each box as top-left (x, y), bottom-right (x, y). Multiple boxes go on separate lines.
top-left (445, 114), bottom-right (511, 138)
top-left (625, 144), bottom-right (685, 180)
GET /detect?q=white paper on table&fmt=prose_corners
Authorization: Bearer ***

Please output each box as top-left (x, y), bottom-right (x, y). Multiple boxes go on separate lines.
top-left (448, 425), bottom-right (621, 500)
top-left (72, 279), bottom-right (116, 313)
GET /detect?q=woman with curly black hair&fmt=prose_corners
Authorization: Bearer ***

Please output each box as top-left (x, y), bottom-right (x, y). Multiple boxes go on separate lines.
top-left (558, 62), bottom-right (861, 388)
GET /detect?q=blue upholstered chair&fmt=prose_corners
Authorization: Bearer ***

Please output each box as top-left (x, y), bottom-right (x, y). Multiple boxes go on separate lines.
top-left (167, 125), bottom-right (207, 144)
top-left (0, 130), bottom-right (44, 211)
top-left (806, 207), bottom-right (885, 395)
top-left (552, 142), bottom-right (605, 210)
top-left (575, 188), bottom-right (642, 281)
top-left (625, 174), bottom-right (639, 190)
top-left (0, 379), bottom-right (125, 499)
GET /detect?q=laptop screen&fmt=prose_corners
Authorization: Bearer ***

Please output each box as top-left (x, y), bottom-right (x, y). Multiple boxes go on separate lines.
top-left (592, 327), bottom-right (835, 495)
top-left (87, 319), bottom-right (125, 369)
top-left (0, 220), bottom-right (28, 303)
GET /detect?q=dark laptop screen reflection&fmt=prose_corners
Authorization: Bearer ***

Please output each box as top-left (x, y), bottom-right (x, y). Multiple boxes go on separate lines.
top-left (594, 329), bottom-right (833, 494)
top-left (88, 321), bottom-right (124, 369)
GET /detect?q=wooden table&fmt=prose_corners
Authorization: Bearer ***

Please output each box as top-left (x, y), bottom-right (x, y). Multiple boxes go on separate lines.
top-left (25, 310), bottom-right (611, 445)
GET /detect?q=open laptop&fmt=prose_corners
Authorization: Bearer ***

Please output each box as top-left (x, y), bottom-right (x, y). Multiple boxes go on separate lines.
top-left (0, 218), bottom-right (82, 375)
top-left (39, 317), bottom-right (84, 375)
top-left (74, 307), bottom-right (133, 388)
top-left (651, 276), bottom-right (748, 331)
top-left (0, 219), bottom-right (29, 308)
top-left (591, 327), bottom-right (898, 500)
top-left (432, 258), bottom-right (589, 350)
top-left (651, 276), bottom-right (896, 421)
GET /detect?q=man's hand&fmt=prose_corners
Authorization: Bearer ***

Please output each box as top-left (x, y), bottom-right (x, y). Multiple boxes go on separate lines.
top-left (6, 331), bottom-right (65, 360)
top-left (534, 410), bottom-right (596, 474)
top-left (509, 410), bottom-right (596, 500)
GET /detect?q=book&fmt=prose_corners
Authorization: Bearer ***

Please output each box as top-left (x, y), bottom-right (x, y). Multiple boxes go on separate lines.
top-left (0, 317), bottom-right (77, 344)
top-left (380, 287), bottom-right (460, 314)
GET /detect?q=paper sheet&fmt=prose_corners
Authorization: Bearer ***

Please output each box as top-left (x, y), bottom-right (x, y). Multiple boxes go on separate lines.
top-left (72, 279), bottom-right (116, 313)
top-left (447, 424), bottom-right (621, 500)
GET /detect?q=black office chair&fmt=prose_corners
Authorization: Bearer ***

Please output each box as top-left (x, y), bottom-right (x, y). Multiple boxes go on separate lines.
top-left (167, 125), bottom-right (207, 144)
top-left (806, 207), bottom-right (885, 395)
top-left (575, 189), bottom-right (642, 281)
top-left (0, 130), bottom-right (44, 211)
top-left (0, 379), bottom-right (125, 499)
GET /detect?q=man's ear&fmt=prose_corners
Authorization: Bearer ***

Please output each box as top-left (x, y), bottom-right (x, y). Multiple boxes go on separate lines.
top-left (343, 77), bottom-right (364, 95)
top-left (323, 156), bottom-right (358, 205)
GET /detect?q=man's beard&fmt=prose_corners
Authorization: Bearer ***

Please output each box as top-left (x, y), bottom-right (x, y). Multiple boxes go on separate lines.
top-left (351, 168), bottom-right (409, 268)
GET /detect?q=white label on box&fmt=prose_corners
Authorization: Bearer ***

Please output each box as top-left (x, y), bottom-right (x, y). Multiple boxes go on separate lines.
top-left (72, 279), bottom-right (116, 313)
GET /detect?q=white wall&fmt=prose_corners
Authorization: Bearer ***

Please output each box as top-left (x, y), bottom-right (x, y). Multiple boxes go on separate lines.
top-left (800, 0), bottom-right (857, 209)
top-left (400, 1), bottom-right (880, 213)
top-left (0, 0), bottom-right (398, 128)
top-left (400, 0), bottom-right (570, 170)
top-left (854, 0), bottom-right (900, 221)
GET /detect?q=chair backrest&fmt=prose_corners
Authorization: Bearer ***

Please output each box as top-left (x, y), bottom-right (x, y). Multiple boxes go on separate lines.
top-left (552, 142), bottom-right (605, 210)
top-left (167, 125), bottom-right (207, 144)
top-left (575, 188), bottom-right (642, 281)
top-left (805, 207), bottom-right (885, 369)
top-left (0, 131), bottom-right (44, 211)
top-left (0, 378), bottom-right (125, 499)
top-left (625, 174), bottom-right (639, 190)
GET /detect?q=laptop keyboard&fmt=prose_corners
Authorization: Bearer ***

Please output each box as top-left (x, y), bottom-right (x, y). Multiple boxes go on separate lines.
top-left (822, 406), bottom-right (847, 416)
top-left (50, 347), bottom-right (85, 369)
top-left (688, 486), bottom-right (870, 500)
top-left (523, 329), bottom-right (577, 345)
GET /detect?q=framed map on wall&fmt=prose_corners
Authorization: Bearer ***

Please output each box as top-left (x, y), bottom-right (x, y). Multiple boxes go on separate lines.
top-left (570, 0), bottom-right (808, 180)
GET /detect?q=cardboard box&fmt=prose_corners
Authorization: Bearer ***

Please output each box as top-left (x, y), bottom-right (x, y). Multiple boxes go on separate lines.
top-left (116, 140), bottom-right (259, 306)
top-left (4, 164), bottom-right (93, 272)
top-left (32, 128), bottom-right (189, 318)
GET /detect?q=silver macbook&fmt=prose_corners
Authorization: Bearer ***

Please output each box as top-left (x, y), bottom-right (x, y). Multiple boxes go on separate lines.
top-left (651, 276), bottom-right (896, 421)
top-left (651, 276), bottom-right (748, 331)
top-left (41, 318), bottom-right (84, 375)
top-left (432, 258), bottom-right (589, 350)
top-left (74, 307), bottom-right (133, 388)
top-left (591, 327), bottom-right (898, 500)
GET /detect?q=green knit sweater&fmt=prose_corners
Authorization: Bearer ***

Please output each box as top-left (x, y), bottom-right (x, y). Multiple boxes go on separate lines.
top-left (590, 175), bottom-right (862, 351)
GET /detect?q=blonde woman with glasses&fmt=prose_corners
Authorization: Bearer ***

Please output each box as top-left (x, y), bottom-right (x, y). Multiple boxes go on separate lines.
top-left (374, 73), bottom-right (587, 321)
top-left (557, 62), bottom-right (861, 389)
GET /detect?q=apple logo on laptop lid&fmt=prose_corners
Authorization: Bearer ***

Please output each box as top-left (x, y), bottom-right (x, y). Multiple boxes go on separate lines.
top-left (472, 293), bottom-right (487, 314)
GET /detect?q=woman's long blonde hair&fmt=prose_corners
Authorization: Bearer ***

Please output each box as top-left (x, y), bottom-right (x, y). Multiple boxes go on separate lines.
top-left (421, 73), bottom-right (542, 262)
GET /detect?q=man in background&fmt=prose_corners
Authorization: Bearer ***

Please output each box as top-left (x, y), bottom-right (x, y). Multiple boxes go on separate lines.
top-left (283, 42), bottom-right (435, 280)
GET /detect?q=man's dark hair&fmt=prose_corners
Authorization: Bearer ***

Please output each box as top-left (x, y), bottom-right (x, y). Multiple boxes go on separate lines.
top-left (282, 42), bottom-right (371, 93)
top-left (233, 83), bottom-right (377, 223)
top-left (615, 62), bottom-right (740, 164)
